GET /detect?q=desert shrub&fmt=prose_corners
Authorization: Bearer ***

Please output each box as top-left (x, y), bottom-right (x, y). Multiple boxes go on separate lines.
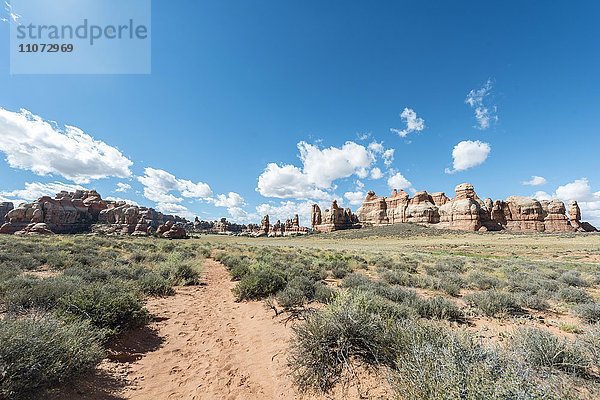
top-left (158, 262), bottom-right (200, 286)
top-left (1, 275), bottom-right (84, 314)
top-left (380, 270), bottom-right (413, 286)
top-left (465, 290), bottom-right (520, 317)
top-left (374, 284), bottom-right (418, 304)
top-left (234, 265), bottom-right (286, 301)
top-left (219, 254), bottom-right (251, 281)
top-left (437, 279), bottom-right (461, 297)
top-left (276, 276), bottom-right (317, 308)
top-left (510, 328), bottom-right (589, 375)
top-left (413, 296), bottom-right (463, 321)
top-left (57, 282), bottom-right (149, 337)
top-left (288, 292), bottom-right (396, 393)
top-left (340, 273), bottom-right (372, 289)
top-left (518, 293), bottom-right (550, 311)
top-left (579, 324), bottom-right (600, 366)
top-left (426, 259), bottom-right (465, 275)
top-left (314, 283), bottom-right (336, 304)
top-left (574, 303), bottom-right (600, 324)
top-left (0, 316), bottom-right (103, 399)
top-left (468, 272), bottom-right (502, 290)
top-left (390, 322), bottom-right (553, 400)
top-left (137, 272), bottom-right (175, 296)
top-left (331, 259), bottom-right (351, 279)
top-left (559, 271), bottom-right (588, 287)
top-left (556, 287), bottom-right (592, 304)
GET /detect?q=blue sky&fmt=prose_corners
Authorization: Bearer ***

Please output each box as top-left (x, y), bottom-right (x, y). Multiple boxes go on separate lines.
top-left (1, 0), bottom-right (599, 226)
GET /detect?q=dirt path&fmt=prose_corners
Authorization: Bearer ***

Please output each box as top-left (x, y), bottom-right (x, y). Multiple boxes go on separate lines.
top-left (120, 259), bottom-right (297, 400)
top-left (58, 259), bottom-right (387, 400)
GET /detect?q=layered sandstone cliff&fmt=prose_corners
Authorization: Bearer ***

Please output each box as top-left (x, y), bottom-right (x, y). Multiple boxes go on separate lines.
top-left (356, 183), bottom-right (597, 233)
top-left (311, 200), bottom-right (361, 233)
top-left (0, 190), bottom-right (189, 237)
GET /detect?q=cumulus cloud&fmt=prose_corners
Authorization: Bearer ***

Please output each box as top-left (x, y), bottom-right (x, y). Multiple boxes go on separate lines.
top-left (465, 79), bottom-right (498, 130)
top-left (370, 167), bottom-right (383, 180)
top-left (387, 172), bottom-right (413, 191)
top-left (115, 182), bottom-right (131, 193)
top-left (522, 176), bottom-right (547, 186)
top-left (445, 140), bottom-right (491, 174)
top-left (212, 192), bottom-right (246, 208)
top-left (257, 140), bottom-right (392, 200)
top-left (0, 181), bottom-right (86, 203)
top-left (344, 191), bottom-right (365, 206)
top-left (532, 178), bottom-right (600, 226)
top-left (0, 108), bottom-right (133, 184)
top-left (382, 149), bottom-right (395, 167)
top-left (154, 202), bottom-right (195, 219)
top-left (390, 108), bottom-right (425, 138)
top-left (138, 167), bottom-right (212, 204)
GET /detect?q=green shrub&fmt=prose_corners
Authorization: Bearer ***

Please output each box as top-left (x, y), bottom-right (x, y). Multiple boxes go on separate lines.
top-left (390, 322), bottom-right (556, 400)
top-left (518, 293), bottom-right (549, 311)
top-left (579, 324), bottom-right (600, 366)
top-left (158, 262), bottom-right (200, 286)
top-left (574, 303), bottom-right (600, 324)
top-left (510, 328), bottom-right (589, 375)
top-left (556, 287), bottom-right (592, 304)
top-left (288, 292), bottom-right (396, 393)
top-left (314, 283), bottom-right (336, 304)
top-left (0, 316), bottom-right (103, 399)
top-left (234, 265), bottom-right (286, 301)
top-left (559, 271), bottom-right (588, 287)
top-left (137, 272), bottom-right (175, 296)
top-left (414, 296), bottom-right (463, 321)
top-left (380, 270), bottom-right (413, 286)
top-left (468, 272), bottom-right (502, 290)
top-left (1, 275), bottom-right (84, 314)
top-left (465, 290), bottom-right (520, 317)
top-left (57, 282), bottom-right (149, 337)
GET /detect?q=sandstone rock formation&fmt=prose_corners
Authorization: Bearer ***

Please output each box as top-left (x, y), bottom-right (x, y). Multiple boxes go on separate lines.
top-left (266, 214), bottom-right (308, 237)
top-left (356, 183), bottom-right (598, 233)
top-left (311, 200), bottom-right (361, 233)
top-left (0, 202), bottom-right (13, 225)
top-left (568, 201), bottom-right (599, 232)
top-left (0, 190), bottom-right (189, 237)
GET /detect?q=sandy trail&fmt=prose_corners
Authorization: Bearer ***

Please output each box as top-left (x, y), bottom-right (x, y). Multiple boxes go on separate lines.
top-left (58, 258), bottom-right (387, 400)
top-left (120, 259), bottom-right (297, 400)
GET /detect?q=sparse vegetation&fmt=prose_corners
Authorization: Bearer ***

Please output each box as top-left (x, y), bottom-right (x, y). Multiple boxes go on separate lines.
top-left (0, 235), bottom-right (207, 398)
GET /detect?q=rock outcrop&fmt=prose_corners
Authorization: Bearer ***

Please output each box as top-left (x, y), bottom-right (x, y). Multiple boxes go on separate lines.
top-left (311, 200), bottom-right (361, 233)
top-left (568, 201), bottom-right (599, 232)
top-left (356, 183), bottom-right (597, 233)
top-left (0, 202), bottom-right (13, 225)
top-left (267, 214), bottom-right (309, 237)
top-left (0, 190), bottom-right (189, 237)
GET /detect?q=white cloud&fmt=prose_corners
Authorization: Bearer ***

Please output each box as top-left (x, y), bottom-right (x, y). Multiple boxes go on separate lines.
top-left (137, 167), bottom-right (212, 204)
top-left (256, 163), bottom-right (330, 200)
top-left (370, 167), bottom-right (383, 180)
top-left (355, 180), bottom-right (365, 190)
top-left (465, 79), bottom-right (498, 130)
top-left (387, 173), bottom-right (413, 191)
top-left (115, 182), bottom-right (131, 193)
top-left (445, 140), bottom-right (491, 174)
top-left (0, 181), bottom-right (86, 203)
top-left (154, 202), bottom-right (194, 219)
top-left (0, 108), bottom-right (133, 184)
top-left (344, 191), bottom-right (365, 206)
top-left (257, 140), bottom-right (386, 200)
top-left (522, 176), bottom-right (547, 186)
top-left (532, 178), bottom-right (600, 227)
top-left (383, 149), bottom-right (395, 167)
top-left (390, 108), bottom-right (425, 138)
top-left (212, 192), bottom-right (246, 208)
top-left (357, 132), bottom-right (370, 141)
